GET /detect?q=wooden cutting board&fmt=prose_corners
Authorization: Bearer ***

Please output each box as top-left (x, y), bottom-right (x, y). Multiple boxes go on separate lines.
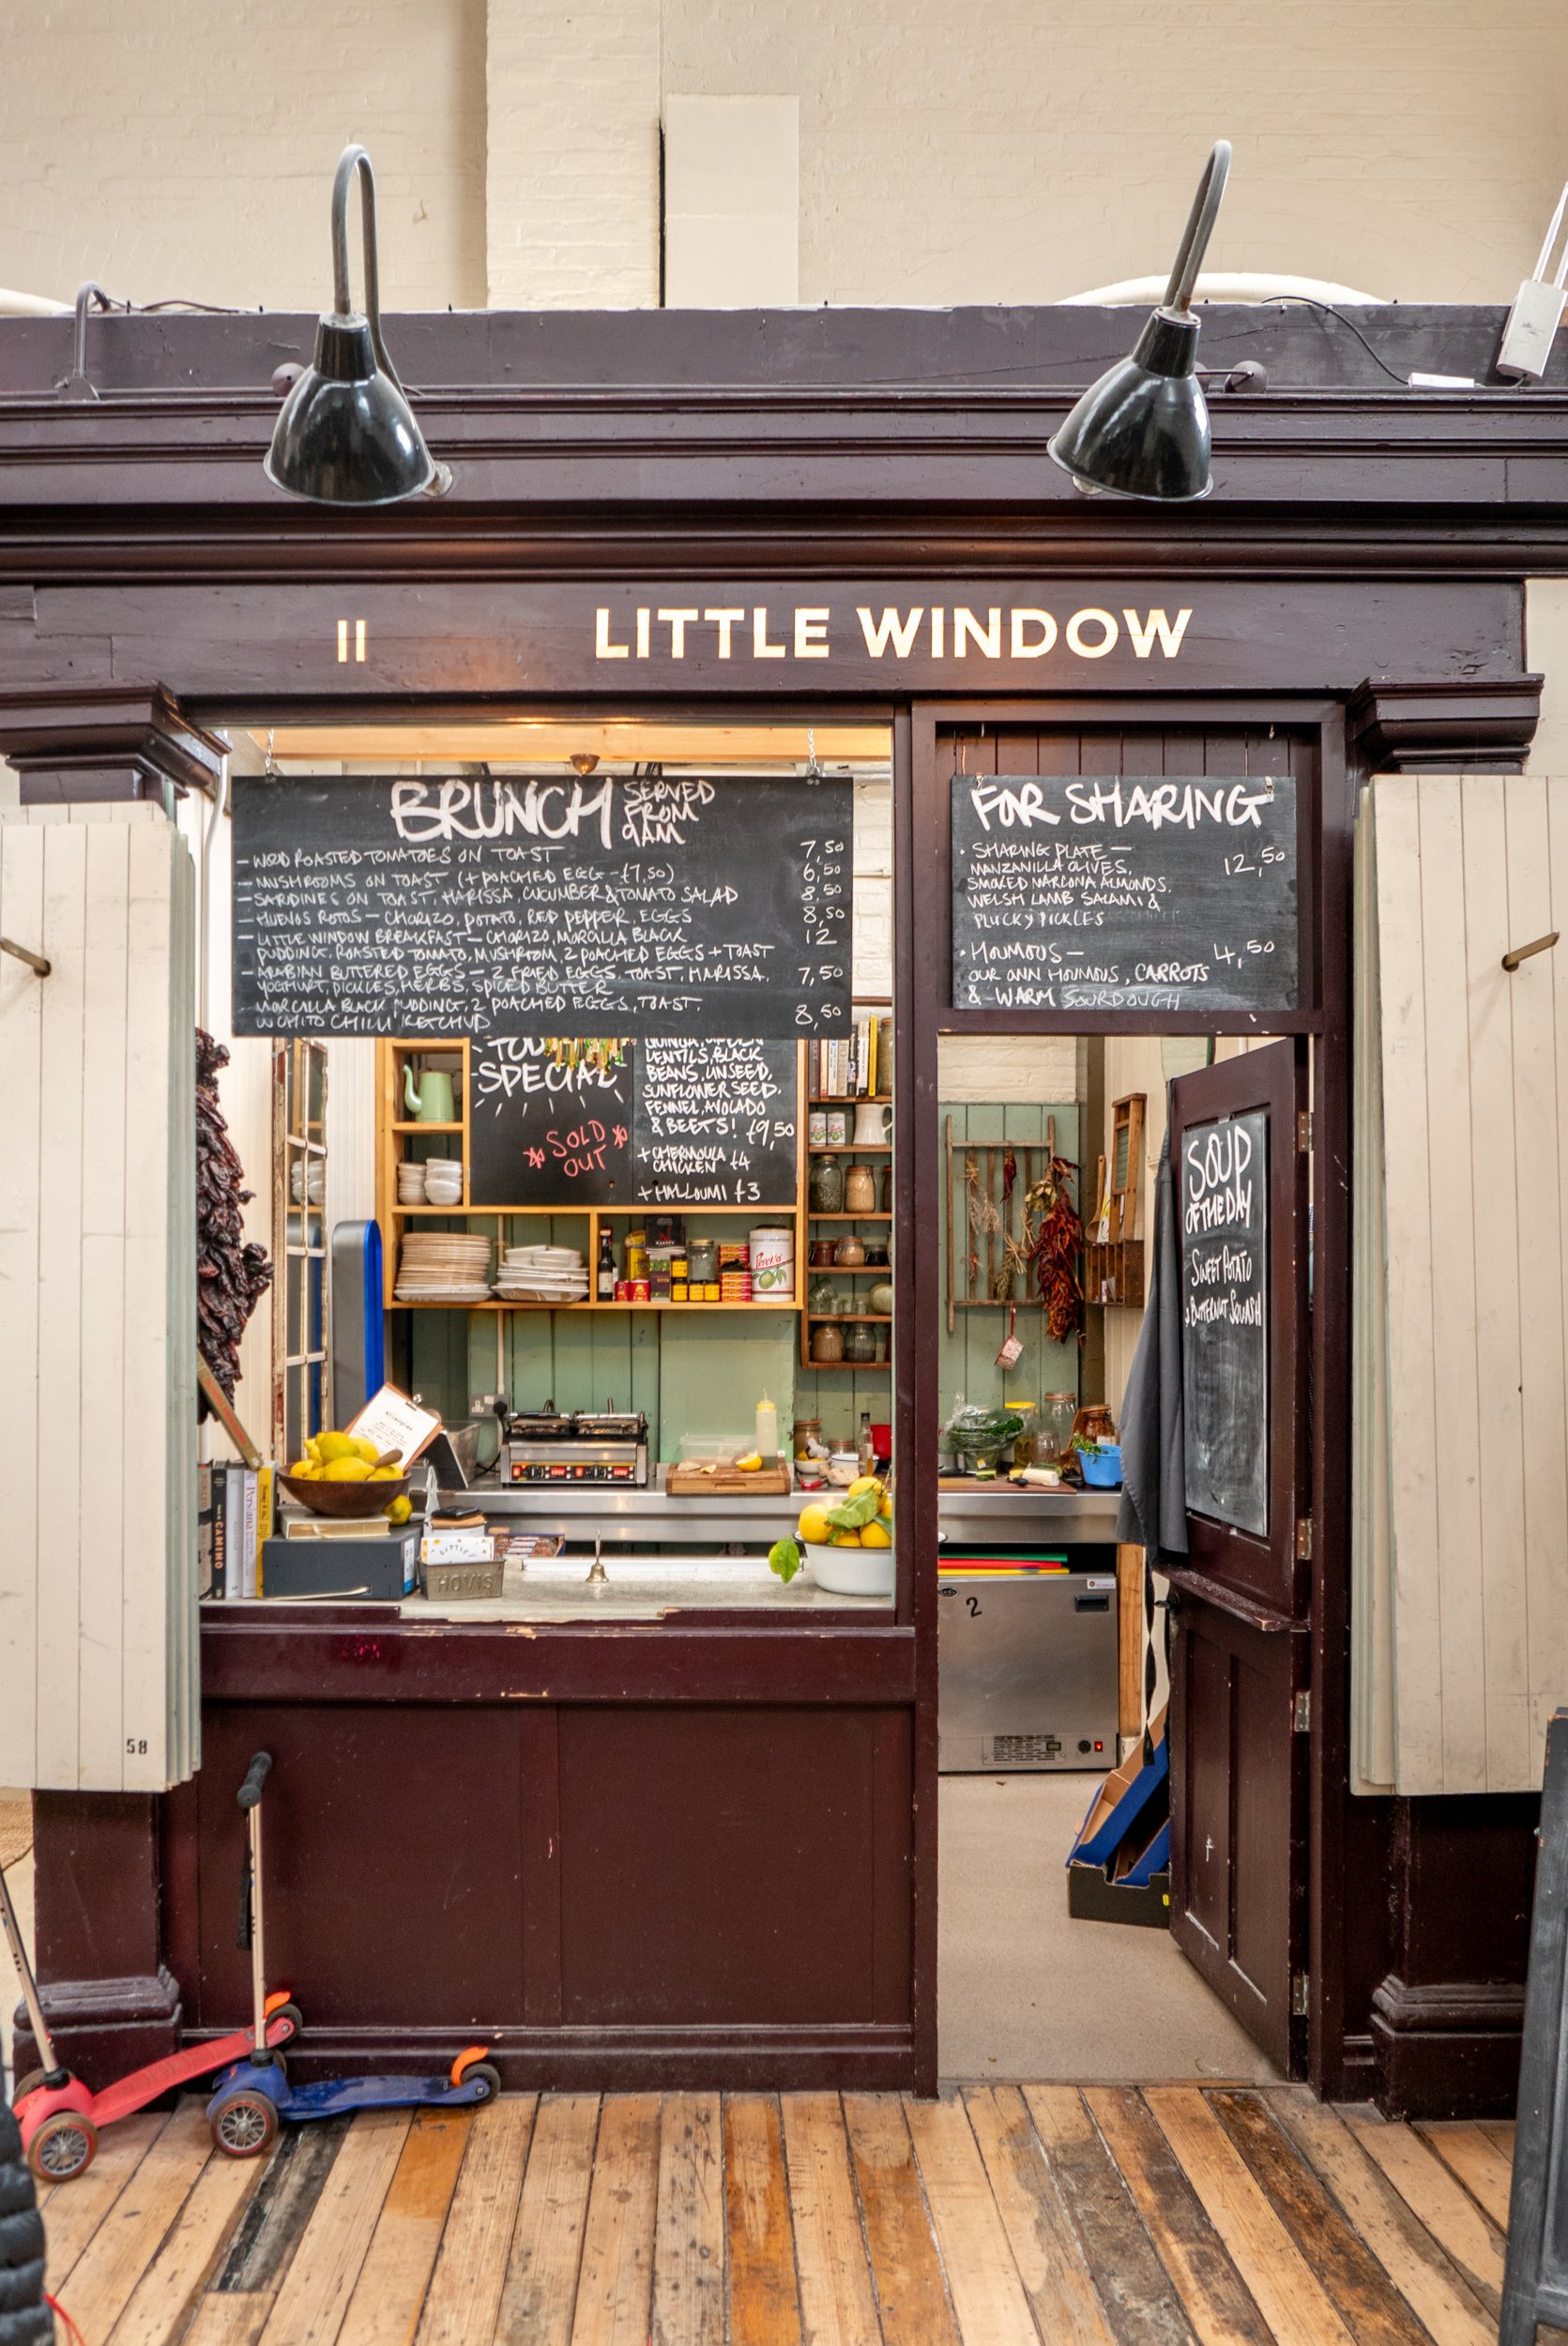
top-left (664, 1462), bottom-right (794, 1498)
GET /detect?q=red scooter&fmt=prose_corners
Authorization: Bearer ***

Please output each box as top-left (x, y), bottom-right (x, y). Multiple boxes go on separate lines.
top-left (3, 1772), bottom-right (300, 2183)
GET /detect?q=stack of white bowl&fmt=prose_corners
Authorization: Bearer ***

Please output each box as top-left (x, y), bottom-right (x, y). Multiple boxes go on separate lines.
top-left (495, 1244), bottom-right (590, 1303)
top-left (397, 1160), bottom-right (429, 1206)
top-left (421, 1156), bottom-right (464, 1208)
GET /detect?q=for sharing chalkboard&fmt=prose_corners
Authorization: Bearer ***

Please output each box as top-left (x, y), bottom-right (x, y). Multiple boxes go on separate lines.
top-left (950, 770), bottom-right (1300, 1013)
top-left (468, 1036), bottom-right (799, 1208)
top-left (1180, 1108), bottom-right (1269, 1538)
top-left (231, 771), bottom-right (854, 1039)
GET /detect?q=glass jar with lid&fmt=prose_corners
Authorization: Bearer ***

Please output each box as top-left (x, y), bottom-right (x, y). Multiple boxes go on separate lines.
top-left (844, 1321), bottom-right (880, 1363)
top-left (811, 1321), bottom-right (845, 1364)
top-left (809, 1154), bottom-right (845, 1214)
top-left (844, 1162), bottom-right (877, 1213)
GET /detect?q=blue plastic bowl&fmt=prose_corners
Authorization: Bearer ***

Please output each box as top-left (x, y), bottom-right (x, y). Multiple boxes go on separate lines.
top-left (1078, 1443), bottom-right (1123, 1488)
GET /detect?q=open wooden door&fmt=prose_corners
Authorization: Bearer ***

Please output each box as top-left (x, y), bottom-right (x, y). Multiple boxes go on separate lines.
top-left (1165, 1040), bottom-right (1311, 2070)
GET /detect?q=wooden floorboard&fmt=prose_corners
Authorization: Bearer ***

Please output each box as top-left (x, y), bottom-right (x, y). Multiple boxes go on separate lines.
top-left (34, 2080), bottom-right (1536, 2346)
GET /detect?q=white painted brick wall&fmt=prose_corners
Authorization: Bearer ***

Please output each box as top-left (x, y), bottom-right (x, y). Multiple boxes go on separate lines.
top-left (486, 0), bottom-right (661, 307)
top-left (0, 0), bottom-right (487, 311)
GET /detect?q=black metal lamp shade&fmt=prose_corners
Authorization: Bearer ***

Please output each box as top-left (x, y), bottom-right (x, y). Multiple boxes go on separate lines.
top-left (265, 145), bottom-right (449, 506)
top-left (1049, 142), bottom-right (1231, 502)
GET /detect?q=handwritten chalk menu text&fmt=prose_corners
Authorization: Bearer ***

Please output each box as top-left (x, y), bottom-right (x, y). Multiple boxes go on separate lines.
top-left (230, 771), bottom-right (854, 1039)
top-left (950, 771), bottom-right (1299, 1013)
top-left (1180, 1109), bottom-right (1269, 1538)
top-left (469, 1036), bottom-right (799, 1207)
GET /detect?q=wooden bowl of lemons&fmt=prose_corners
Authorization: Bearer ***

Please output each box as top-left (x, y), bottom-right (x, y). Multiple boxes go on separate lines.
top-left (280, 1431), bottom-right (412, 1519)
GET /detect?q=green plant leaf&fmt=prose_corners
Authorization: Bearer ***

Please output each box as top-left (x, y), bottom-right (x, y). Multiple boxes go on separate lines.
top-left (768, 1537), bottom-right (801, 1584)
top-left (828, 1489), bottom-right (880, 1531)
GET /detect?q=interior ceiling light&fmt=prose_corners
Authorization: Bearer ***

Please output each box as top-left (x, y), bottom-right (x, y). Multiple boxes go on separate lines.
top-left (1048, 141), bottom-right (1231, 502)
top-left (266, 144), bottom-right (451, 507)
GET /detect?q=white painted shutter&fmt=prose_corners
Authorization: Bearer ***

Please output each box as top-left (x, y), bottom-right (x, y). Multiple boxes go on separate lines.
top-left (1354, 773), bottom-right (1568, 1796)
top-left (0, 803), bottom-right (197, 1791)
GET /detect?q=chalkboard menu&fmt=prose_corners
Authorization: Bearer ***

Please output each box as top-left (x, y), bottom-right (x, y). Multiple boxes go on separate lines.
top-left (950, 771), bottom-right (1299, 1013)
top-left (230, 772), bottom-right (853, 1040)
top-left (1180, 1109), bottom-right (1269, 1537)
top-left (468, 1036), bottom-right (799, 1208)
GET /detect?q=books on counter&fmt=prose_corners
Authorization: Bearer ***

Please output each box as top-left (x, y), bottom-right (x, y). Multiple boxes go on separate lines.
top-left (206, 1463), bottom-right (275, 1598)
top-left (811, 1015), bottom-right (890, 1100)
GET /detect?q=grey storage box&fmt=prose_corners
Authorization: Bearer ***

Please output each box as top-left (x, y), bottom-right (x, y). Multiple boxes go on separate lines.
top-left (261, 1527), bottom-right (418, 1601)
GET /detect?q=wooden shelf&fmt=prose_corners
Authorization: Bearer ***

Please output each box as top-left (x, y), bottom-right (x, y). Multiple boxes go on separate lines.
top-left (808, 1144), bottom-right (891, 1153)
top-left (807, 1211), bottom-right (892, 1221)
top-left (806, 1314), bottom-right (891, 1323)
top-left (808, 1094), bottom-right (891, 1105)
top-left (391, 1120), bottom-right (463, 1135)
top-left (388, 1298), bottom-right (801, 1313)
top-left (802, 1359), bottom-right (892, 1372)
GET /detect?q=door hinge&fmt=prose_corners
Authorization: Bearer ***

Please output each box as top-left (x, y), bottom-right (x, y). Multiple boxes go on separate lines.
top-left (1295, 1516), bottom-right (1314, 1561)
top-left (1297, 1109), bottom-right (1313, 1153)
top-left (1293, 1688), bottom-right (1312, 1732)
top-left (1291, 1973), bottom-right (1311, 2018)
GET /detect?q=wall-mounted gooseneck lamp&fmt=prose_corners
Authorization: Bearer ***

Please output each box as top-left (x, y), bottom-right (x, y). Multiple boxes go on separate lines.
top-left (266, 144), bottom-right (451, 505)
top-left (1048, 141), bottom-right (1232, 501)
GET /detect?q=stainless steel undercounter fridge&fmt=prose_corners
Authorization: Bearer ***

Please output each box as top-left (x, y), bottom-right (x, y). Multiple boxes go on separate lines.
top-left (937, 1552), bottom-right (1120, 1772)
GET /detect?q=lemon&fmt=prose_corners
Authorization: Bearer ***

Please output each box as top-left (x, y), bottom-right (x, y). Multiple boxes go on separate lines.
top-left (316, 1431), bottom-right (358, 1464)
top-left (385, 1495), bottom-right (413, 1525)
top-left (830, 1528), bottom-right (863, 1547)
top-left (848, 1474), bottom-right (883, 1498)
top-left (797, 1504), bottom-right (831, 1546)
top-left (287, 1458), bottom-right (315, 1479)
top-left (861, 1521), bottom-right (892, 1549)
top-left (878, 1494), bottom-right (893, 1520)
top-left (354, 1437), bottom-right (381, 1465)
top-left (368, 1465), bottom-right (401, 1481)
top-left (322, 1456), bottom-right (373, 1482)
top-left (735, 1452), bottom-right (763, 1472)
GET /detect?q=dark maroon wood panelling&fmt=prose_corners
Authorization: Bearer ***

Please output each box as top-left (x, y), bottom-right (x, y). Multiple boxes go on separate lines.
top-left (555, 1706), bottom-right (910, 2029)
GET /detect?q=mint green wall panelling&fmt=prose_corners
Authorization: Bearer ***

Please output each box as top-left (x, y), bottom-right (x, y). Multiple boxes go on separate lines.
top-left (937, 1102), bottom-right (1081, 1434)
top-left (407, 1307), bottom-right (474, 1423)
top-left (656, 1311), bottom-right (799, 1462)
top-left (629, 1311), bottom-right (662, 1456)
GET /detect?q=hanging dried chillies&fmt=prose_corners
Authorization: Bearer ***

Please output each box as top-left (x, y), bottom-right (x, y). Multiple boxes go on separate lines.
top-left (1022, 1147), bottom-right (1084, 1346)
top-left (196, 1029), bottom-right (273, 1413)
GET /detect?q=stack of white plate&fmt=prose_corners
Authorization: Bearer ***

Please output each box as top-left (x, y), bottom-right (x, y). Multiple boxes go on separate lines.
top-left (395, 1230), bottom-right (493, 1302)
top-left (495, 1243), bottom-right (590, 1303)
top-left (421, 1155), bottom-right (464, 1207)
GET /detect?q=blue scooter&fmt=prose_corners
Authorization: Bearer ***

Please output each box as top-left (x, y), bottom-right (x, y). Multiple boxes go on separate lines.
top-left (206, 1753), bottom-right (500, 2157)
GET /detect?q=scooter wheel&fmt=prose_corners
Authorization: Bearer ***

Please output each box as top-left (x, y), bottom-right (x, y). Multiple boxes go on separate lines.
top-left (10, 2068), bottom-right (47, 2106)
top-left (210, 2089), bottom-right (279, 2157)
top-left (27, 2110), bottom-right (98, 2182)
top-left (270, 2003), bottom-right (303, 2043)
top-left (465, 2063), bottom-right (502, 2103)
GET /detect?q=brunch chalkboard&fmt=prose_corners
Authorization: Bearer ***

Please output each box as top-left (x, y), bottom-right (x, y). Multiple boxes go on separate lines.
top-left (230, 772), bottom-right (853, 1040)
top-left (1180, 1108), bottom-right (1269, 1537)
top-left (468, 1036), bottom-right (799, 1208)
top-left (950, 771), bottom-right (1299, 1013)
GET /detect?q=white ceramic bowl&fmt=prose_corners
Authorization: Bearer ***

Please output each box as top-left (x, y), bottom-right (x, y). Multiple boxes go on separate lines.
top-left (805, 1540), bottom-right (895, 1596)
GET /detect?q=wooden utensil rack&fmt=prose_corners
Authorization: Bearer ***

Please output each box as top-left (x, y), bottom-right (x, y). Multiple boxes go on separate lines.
top-left (944, 1114), bottom-right (1060, 1335)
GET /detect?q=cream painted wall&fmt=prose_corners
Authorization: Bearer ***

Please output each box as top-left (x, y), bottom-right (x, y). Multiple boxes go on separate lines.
top-left (1, 0), bottom-right (1562, 310)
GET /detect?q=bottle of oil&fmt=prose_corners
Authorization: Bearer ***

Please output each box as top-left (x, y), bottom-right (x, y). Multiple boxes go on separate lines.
top-left (596, 1226), bottom-right (617, 1301)
top-left (859, 1409), bottom-right (875, 1476)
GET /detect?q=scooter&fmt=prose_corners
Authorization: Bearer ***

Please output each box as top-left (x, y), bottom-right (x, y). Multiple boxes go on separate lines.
top-left (205, 1752), bottom-right (499, 2156)
top-left (2, 1768), bottom-right (300, 2183)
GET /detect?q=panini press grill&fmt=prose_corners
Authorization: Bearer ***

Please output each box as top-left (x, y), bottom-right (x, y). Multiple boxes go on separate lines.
top-left (505, 1403), bottom-right (649, 1486)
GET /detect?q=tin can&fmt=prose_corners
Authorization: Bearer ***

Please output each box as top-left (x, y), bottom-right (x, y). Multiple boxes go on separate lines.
top-left (826, 1107), bottom-right (850, 1146)
top-left (615, 1279), bottom-right (632, 1302)
top-left (671, 1280), bottom-right (689, 1302)
top-left (631, 1276), bottom-right (650, 1302)
top-left (808, 1110), bottom-right (828, 1147)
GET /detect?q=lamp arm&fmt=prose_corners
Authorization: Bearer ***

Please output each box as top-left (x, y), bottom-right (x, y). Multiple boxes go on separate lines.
top-left (329, 144), bottom-right (404, 394)
top-left (1162, 142), bottom-right (1232, 314)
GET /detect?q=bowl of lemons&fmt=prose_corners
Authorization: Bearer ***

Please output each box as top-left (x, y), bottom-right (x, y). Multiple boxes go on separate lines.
top-left (281, 1430), bottom-right (413, 1522)
top-left (769, 1475), bottom-right (894, 1596)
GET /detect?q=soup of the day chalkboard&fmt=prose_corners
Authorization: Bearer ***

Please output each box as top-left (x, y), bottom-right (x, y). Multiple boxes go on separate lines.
top-left (467, 1036), bottom-right (799, 1208)
top-left (1180, 1108), bottom-right (1269, 1538)
top-left (950, 770), bottom-right (1299, 1013)
top-left (231, 770), bottom-right (853, 1039)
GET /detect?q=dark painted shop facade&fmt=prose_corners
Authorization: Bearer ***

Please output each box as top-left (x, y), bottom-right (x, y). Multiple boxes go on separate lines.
top-left (2, 301), bottom-right (1560, 2113)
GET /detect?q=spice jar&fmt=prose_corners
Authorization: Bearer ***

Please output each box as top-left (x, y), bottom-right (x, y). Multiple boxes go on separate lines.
top-left (792, 1416), bottom-right (821, 1459)
top-left (809, 1154), bottom-right (845, 1214)
top-left (844, 1322), bottom-right (879, 1363)
top-left (810, 1239), bottom-right (838, 1268)
top-left (834, 1234), bottom-right (866, 1267)
top-left (688, 1237), bottom-right (719, 1283)
top-left (844, 1162), bottom-right (877, 1212)
top-left (811, 1321), bottom-right (845, 1364)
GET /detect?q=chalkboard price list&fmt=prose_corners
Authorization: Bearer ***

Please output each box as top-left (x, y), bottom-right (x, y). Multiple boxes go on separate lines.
top-left (950, 771), bottom-right (1300, 1014)
top-left (231, 772), bottom-right (855, 1041)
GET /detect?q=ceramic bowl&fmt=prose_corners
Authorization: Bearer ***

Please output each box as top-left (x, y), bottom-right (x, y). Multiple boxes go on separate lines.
top-left (278, 1472), bottom-right (412, 1518)
top-left (805, 1540), bottom-right (895, 1597)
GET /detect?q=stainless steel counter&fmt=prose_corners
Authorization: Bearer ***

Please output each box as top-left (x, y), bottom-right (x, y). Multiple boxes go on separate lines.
top-left (434, 1480), bottom-right (1122, 1546)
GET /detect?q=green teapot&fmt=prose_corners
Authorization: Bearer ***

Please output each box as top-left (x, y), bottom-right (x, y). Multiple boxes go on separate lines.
top-left (403, 1063), bottom-right (456, 1123)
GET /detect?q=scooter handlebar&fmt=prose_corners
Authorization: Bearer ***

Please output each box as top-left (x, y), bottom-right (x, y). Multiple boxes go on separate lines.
top-left (237, 1751), bottom-right (273, 1810)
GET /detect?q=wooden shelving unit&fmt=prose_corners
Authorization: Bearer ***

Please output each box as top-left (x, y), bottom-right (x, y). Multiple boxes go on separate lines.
top-left (376, 1038), bottom-right (807, 1319)
top-left (801, 1060), bottom-right (894, 1371)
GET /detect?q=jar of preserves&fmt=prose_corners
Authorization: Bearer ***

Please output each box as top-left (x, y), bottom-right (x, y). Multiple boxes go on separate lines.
top-left (809, 1154), bottom-right (845, 1214)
